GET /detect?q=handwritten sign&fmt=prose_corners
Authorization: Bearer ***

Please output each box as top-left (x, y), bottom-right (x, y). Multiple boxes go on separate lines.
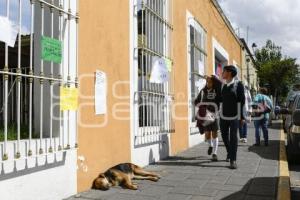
top-left (60, 87), bottom-right (78, 111)
top-left (95, 70), bottom-right (107, 115)
top-left (150, 56), bottom-right (169, 83)
top-left (41, 36), bottom-right (62, 63)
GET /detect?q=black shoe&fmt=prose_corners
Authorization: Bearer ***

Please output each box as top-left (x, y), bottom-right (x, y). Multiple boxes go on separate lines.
top-left (207, 147), bottom-right (213, 155)
top-left (254, 143), bottom-right (260, 146)
top-left (226, 154), bottom-right (230, 162)
top-left (229, 161), bottom-right (237, 169)
top-left (212, 154), bottom-right (218, 162)
top-left (265, 141), bottom-right (269, 146)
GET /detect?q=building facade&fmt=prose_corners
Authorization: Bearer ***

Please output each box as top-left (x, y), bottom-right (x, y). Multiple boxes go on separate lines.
top-left (77, 0), bottom-right (243, 193)
top-left (240, 38), bottom-right (259, 96)
top-left (0, 0), bottom-right (244, 199)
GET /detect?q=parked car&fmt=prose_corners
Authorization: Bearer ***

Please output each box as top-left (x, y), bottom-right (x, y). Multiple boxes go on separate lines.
top-left (281, 92), bottom-right (300, 163)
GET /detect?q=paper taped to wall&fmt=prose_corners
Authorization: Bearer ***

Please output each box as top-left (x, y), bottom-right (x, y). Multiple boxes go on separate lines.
top-left (95, 70), bottom-right (107, 115)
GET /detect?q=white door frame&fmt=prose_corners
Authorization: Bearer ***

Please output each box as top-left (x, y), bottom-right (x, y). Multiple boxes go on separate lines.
top-left (129, 0), bottom-right (172, 166)
top-left (186, 11), bottom-right (206, 147)
top-left (212, 37), bottom-right (229, 76)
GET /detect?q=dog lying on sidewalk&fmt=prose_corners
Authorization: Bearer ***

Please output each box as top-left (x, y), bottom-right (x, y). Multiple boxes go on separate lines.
top-left (92, 163), bottom-right (161, 190)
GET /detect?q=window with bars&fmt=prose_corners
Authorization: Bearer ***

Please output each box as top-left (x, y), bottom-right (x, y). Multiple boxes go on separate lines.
top-left (136, 0), bottom-right (174, 139)
top-left (189, 22), bottom-right (207, 122)
top-left (0, 0), bottom-right (78, 161)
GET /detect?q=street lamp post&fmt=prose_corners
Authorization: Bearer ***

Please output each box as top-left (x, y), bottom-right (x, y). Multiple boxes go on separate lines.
top-left (246, 57), bottom-right (250, 89)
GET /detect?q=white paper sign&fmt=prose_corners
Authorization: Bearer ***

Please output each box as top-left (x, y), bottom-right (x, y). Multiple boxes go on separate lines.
top-left (198, 60), bottom-right (205, 76)
top-left (195, 79), bottom-right (206, 92)
top-left (95, 70), bottom-right (107, 115)
top-left (150, 56), bottom-right (169, 83)
top-left (0, 16), bottom-right (18, 47)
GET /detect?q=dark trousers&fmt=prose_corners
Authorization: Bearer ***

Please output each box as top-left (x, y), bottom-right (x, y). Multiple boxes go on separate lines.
top-left (220, 119), bottom-right (239, 161)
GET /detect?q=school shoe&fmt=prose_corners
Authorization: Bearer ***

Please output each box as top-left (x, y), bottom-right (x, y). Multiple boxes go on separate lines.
top-left (226, 154), bottom-right (230, 162)
top-left (207, 146), bottom-right (213, 155)
top-left (212, 154), bottom-right (218, 162)
top-left (229, 161), bottom-right (237, 169)
top-left (265, 141), bottom-right (269, 146)
top-left (254, 142), bottom-right (260, 146)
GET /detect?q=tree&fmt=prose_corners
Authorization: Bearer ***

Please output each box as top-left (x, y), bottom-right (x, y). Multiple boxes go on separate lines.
top-left (255, 40), bottom-right (299, 103)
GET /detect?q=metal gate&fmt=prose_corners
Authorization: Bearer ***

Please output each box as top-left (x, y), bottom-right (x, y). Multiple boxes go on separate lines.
top-left (188, 17), bottom-right (207, 135)
top-left (0, 0), bottom-right (78, 161)
top-left (135, 0), bottom-right (174, 145)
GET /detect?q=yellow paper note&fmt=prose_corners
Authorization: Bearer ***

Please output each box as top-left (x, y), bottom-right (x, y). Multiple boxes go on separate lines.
top-left (165, 58), bottom-right (172, 72)
top-left (60, 86), bottom-right (78, 111)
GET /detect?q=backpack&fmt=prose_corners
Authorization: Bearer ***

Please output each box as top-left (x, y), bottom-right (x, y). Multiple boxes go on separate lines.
top-left (195, 90), bottom-right (216, 127)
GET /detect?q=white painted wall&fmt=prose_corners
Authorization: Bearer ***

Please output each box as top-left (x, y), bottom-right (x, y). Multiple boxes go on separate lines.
top-left (0, 139), bottom-right (77, 200)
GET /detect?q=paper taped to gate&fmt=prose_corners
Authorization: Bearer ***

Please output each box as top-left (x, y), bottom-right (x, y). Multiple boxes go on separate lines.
top-left (0, 16), bottom-right (18, 47)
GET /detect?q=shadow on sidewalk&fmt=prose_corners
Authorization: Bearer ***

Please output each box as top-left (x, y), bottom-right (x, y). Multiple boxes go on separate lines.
top-left (268, 120), bottom-right (283, 130)
top-left (155, 156), bottom-right (230, 168)
top-left (222, 177), bottom-right (278, 199)
top-left (248, 140), bottom-right (280, 161)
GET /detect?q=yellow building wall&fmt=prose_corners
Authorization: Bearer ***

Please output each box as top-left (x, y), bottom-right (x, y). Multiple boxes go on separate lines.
top-left (78, 0), bottom-right (242, 192)
top-left (171, 0), bottom-right (242, 155)
top-left (78, 0), bottom-right (131, 192)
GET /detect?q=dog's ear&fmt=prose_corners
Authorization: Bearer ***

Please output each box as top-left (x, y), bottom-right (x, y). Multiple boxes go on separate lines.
top-left (98, 173), bottom-right (105, 178)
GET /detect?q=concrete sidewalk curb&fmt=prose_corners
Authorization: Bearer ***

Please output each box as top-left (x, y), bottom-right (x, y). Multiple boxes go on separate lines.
top-left (277, 129), bottom-right (291, 200)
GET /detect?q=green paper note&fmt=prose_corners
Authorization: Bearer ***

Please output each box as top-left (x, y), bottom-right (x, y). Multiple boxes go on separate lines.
top-left (41, 36), bottom-right (62, 64)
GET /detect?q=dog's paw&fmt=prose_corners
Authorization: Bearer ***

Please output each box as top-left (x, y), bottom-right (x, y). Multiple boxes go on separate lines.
top-left (131, 185), bottom-right (138, 190)
top-left (151, 177), bottom-right (159, 182)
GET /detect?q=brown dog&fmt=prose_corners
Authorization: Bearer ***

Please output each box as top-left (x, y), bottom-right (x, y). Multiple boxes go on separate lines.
top-left (92, 163), bottom-right (161, 190)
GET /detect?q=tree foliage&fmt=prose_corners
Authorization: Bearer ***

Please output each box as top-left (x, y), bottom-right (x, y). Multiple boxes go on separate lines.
top-left (254, 40), bottom-right (299, 103)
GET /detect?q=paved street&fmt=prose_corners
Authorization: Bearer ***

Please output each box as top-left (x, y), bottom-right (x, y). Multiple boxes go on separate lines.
top-left (290, 164), bottom-right (300, 200)
top-left (66, 122), bottom-right (281, 200)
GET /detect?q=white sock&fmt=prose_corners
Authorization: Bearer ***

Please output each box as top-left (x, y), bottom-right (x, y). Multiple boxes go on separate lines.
top-left (207, 139), bottom-right (213, 147)
top-left (212, 138), bottom-right (219, 154)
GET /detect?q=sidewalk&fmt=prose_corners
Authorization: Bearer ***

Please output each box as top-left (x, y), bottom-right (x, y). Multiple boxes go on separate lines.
top-left (66, 122), bottom-right (281, 200)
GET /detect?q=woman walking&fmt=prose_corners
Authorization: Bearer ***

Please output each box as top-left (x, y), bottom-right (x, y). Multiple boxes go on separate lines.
top-left (194, 75), bottom-right (222, 161)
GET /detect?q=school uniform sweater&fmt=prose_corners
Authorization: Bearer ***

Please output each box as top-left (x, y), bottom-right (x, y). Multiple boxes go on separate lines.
top-left (221, 80), bottom-right (245, 120)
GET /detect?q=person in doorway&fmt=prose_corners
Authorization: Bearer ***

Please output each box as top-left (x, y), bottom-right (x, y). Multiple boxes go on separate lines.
top-left (239, 86), bottom-right (252, 143)
top-left (220, 65), bottom-right (245, 169)
top-left (252, 87), bottom-right (273, 146)
top-left (194, 75), bottom-right (222, 161)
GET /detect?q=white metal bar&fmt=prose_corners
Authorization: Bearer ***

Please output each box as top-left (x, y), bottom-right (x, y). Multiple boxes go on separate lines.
top-left (49, 0), bottom-right (54, 153)
top-left (141, 0), bottom-right (145, 140)
top-left (0, 145), bottom-right (77, 164)
top-left (2, 0), bottom-right (10, 161)
top-left (58, 0), bottom-right (63, 151)
top-left (15, 0), bottom-right (22, 159)
top-left (66, 0), bottom-right (71, 149)
top-left (39, 1), bottom-right (44, 155)
top-left (36, 0), bottom-right (78, 19)
top-left (149, 0), bottom-right (153, 136)
top-left (75, 0), bottom-right (79, 148)
top-left (0, 71), bottom-right (77, 84)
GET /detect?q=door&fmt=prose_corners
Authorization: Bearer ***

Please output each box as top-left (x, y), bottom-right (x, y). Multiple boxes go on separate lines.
top-left (187, 17), bottom-right (207, 135)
